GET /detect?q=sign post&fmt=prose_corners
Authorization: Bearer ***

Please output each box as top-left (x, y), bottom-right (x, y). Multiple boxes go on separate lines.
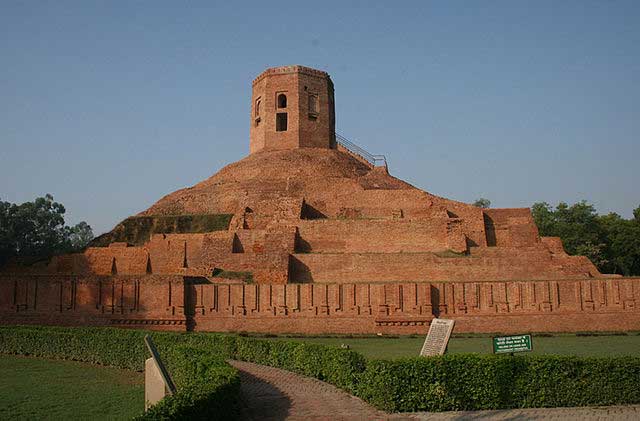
top-left (492, 334), bottom-right (533, 354)
top-left (144, 335), bottom-right (176, 411)
top-left (420, 318), bottom-right (455, 356)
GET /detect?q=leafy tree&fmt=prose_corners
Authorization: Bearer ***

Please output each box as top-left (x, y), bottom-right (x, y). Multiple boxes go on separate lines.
top-left (598, 212), bottom-right (640, 276)
top-left (534, 201), bottom-right (604, 255)
top-left (66, 221), bottom-right (94, 251)
top-left (532, 201), bottom-right (640, 276)
top-left (0, 195), bottom-right (93, 266)
top-left (0, 200), bottom-right (12, 264)
top-left (473, 198), bottom-right (491, 208)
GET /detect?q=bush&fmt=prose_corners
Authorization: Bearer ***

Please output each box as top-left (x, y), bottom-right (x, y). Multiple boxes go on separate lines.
top-left (357, 354), bottom-right (640, 412)
top-left (512, 355), bottom-right (640, 408)
top-left (0, 326), bottom-right (240, 420)
top-left (2, 326), bottom-right (640, 414)
top-left (216, 335), bottom-right (365, 391)
top-left (137, 346), bottom-right (240, 420)
top-left (232, 337), bottom-right (366, 393)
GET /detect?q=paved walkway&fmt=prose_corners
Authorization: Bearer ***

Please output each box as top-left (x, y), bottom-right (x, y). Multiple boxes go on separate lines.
top-left (229, 360), bottom-right (640, 421)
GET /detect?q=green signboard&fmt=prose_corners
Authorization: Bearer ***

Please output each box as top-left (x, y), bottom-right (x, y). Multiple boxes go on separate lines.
top-left (492, 334), bottom-right (533, 354)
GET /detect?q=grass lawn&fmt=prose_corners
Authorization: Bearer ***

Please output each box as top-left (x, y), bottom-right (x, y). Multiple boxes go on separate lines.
top-left (266, 333), bottom-right (640, 359)
top-left (0, 355), bottom-right (144, 420)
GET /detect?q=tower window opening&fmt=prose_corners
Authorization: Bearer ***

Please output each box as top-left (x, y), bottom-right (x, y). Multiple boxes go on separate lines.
top-left (254, 98), bottom-right (261, 126)
top-left (277, 94), bottom-right (287, 108)
top-left (276, 113), bottom-right (288, 131)
top-left (308, 94), bottom-right (318, 115)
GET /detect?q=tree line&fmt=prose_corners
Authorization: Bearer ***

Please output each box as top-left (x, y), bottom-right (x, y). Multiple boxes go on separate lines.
top-left (531, 201), bottom-right (640, 276)
top-left (0, 194), bottom-right (93, 266)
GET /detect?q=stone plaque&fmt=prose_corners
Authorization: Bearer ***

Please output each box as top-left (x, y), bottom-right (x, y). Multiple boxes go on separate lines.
top-left (420, 318), bottom-right (455, 356)
top-left (144, 335), bottom-right (176, 411)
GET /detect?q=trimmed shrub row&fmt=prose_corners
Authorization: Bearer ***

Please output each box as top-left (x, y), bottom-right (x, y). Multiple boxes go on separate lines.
top-left (0, 326), bottom-right (240, 420)
top-left (358, 354), bottom-right (640, 411)
top-left (2, 326), bottom-right (640, 414)
top-left (137, 345), bottom-right (240, 420)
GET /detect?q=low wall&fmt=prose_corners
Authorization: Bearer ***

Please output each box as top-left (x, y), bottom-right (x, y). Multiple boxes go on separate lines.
top-left (0, 274), bottom-right (187, 330)
top-left (1, 275), bottom-right (639, 334)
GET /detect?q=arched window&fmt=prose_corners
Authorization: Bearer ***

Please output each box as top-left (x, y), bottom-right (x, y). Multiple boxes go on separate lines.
top-left (255, 99), bottom-right (261, 116)
top-left (277, 94), bottom-right (287, 108)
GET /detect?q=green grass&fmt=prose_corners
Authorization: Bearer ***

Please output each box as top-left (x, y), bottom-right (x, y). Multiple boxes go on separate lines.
top-left (0, 355), bottom-right (144, 420)
top-left (266, 333), bottom-right (640, 359)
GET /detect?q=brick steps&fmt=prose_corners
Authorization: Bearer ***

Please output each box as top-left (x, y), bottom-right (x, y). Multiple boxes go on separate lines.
top-left (469, 246), bottom-right (553, 259)
top-left (289, 251), bottom-right (591, 283)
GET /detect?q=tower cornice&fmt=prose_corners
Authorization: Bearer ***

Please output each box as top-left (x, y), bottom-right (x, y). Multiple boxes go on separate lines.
top-left (252, 65), bottom-right (332, 86)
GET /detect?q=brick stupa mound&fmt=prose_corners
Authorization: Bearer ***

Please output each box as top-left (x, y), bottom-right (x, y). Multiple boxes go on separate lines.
top-left (142, 148), bottom-right (426, 217)
top-left (11, 65), bottom-right (601, 284)
top-left (6, 65), bottom-right (633, 336)
top-left (24, 138), bottom-right (600, 283)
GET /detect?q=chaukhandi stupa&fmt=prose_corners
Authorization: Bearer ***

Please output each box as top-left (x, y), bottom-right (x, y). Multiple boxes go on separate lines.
top-left (2, 66), bottom-right (639, 334)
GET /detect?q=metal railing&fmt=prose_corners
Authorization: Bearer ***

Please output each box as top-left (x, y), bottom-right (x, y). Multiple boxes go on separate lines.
top-left (335, 133), bottom-right (387, 168)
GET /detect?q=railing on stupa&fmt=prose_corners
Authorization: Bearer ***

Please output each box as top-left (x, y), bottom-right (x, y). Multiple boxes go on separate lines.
top-left (335, 133), bottom-right (387, 168)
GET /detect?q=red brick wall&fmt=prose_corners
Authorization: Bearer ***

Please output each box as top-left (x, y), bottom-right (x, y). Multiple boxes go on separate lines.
top-left (2, 275), bottom-right (638, 334)
top-left (483, 208), bottom-right (540, 247)
top-left (190, 278), bottom-right (640, 334)
top-left (250, 66), bottom-right (335, 154)
top-left (0, 274), bottom-right (186, 330)
top-left (289, 250), bottom-right (599, 283)
top-left (296, 219), bottom-right (452, 253)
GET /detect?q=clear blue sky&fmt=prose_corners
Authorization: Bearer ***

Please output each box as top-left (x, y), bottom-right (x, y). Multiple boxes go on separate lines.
top-left (1, 1), bottom-right (638, 235)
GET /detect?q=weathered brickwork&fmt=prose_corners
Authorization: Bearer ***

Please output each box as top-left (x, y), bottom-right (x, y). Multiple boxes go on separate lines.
top-left (0, 275), bottom-right (187, 330)
top-left (250, 65), bottom-right (335, 154)
top-left (2, 275), bottom-right (639, 334)
top-left (1, 65), bottom-right (637, 334)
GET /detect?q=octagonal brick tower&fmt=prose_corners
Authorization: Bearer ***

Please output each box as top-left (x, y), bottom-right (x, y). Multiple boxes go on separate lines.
top-left (250, 65), bottom-right (336, 154)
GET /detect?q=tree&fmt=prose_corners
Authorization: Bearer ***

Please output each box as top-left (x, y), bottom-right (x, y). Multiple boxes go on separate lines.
top-left (599, 212), bottom-right (640, 276)
top-left (0, 195), bottom-right (93, 266)
top-left (0, 200), bottom-right (12, 264)
top-left (531, 200), bottom-right (604, 255)
top-left (67, 221), bottom-right (94, 251)
top-left (532, 200), bottom-right (640, 276)
top-left (473, 198), bottom-right (491, 208)
top-left (531, 202), bottom-right (555, 235)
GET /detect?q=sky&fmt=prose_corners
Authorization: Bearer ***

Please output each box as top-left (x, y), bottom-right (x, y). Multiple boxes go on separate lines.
top-left (1, 1), bottom-right (639, 235)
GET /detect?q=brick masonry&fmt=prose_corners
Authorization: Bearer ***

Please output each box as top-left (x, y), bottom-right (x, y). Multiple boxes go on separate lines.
top-left (2, 274), bottom-right (639, 334)
top-left (1, 65), bottom-right (638, 334)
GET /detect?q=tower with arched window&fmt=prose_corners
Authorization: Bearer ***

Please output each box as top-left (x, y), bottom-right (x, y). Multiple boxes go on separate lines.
top-left (250, 65), bottom-right (336, 154)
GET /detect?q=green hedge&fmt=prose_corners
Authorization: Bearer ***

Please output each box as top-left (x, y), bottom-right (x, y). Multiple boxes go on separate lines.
top-left (232, 337), bottom-right (366, 394)
top-left (137, 345), bottom-right (239, 420)
top-left (358, 355), bottom-right (640, 412)
top-left (0, 326), bottom-right (240, 420)
top-left (2, 326), bottom-right (640, 414)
